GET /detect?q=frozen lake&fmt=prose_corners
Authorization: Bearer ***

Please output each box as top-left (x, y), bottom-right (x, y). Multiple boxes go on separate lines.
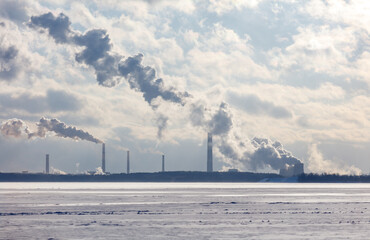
top-left (1, 182), bottom-right (369, 239)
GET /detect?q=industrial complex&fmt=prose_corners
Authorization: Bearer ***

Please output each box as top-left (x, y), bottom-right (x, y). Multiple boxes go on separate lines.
top-left (37, 132), bottom-right (304, 178)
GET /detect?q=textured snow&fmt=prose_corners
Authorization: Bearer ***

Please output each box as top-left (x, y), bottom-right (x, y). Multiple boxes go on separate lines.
top-left (0, 182), bottom-right (369, 239)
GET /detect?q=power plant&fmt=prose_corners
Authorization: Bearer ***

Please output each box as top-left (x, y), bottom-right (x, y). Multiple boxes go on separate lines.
top-left (102, 143), bottom-right (106, 173)
top-left (38, 134), bottom-right (304, 178)
top-left (207, 133), bottom-right (213, 172)
top-left (45, 154), bottom-right (49, 174)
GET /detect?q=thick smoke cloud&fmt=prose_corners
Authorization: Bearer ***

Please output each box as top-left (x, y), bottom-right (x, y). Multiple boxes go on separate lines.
top-left (1, 117), bottom-right (102, 143)
top-left (74, 29), bottom-right (122, 86)
top-left (219, 137), bottom-right (302, 171)
top-left (118, 54), bottom-right (189, 106)
top-left (29, 13), bottom-right (72, 43)
top-left (29, 12), bottom-right (189, 105)
top-left (248, 138), bottom-right (301, 170)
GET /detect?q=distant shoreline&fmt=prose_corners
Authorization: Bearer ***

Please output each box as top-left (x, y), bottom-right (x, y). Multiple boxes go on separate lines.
top-left (0, 172), bottom-right (369, 183)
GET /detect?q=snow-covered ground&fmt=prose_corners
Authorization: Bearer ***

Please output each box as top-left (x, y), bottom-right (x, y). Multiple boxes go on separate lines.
top-left (1, 182), bottom-right (369, 239)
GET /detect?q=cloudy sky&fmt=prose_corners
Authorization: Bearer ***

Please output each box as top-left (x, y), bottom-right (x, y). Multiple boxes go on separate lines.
top-left (0, 0), bottom-right (369, 175)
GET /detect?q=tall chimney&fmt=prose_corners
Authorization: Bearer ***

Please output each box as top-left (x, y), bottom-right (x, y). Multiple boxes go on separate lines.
top-left (127, 150), bottom-right (130, 174)
top-left (45, 154), bottom-right (49, 174)
top-left (207, 133), bottom-right (213, 172)
top-left (102, 143), bottom-right (105, 173)
top-left (162, 155), bottom-right (165, 172)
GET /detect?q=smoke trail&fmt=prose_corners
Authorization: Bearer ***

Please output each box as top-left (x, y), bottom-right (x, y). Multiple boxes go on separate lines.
top-left (155, 114), bottom-right (168, 139)
top-left (118, 54), bottom-right (189, 106)
top-left (30, 117), bottom-right (103, 143)
top-left (28, 12), bottom-right (189, 106)
top-left (1, 117), bottom-right (102, 143)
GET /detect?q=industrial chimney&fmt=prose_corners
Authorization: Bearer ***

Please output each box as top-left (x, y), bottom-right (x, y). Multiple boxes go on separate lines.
top-left (126, 150), bottom-right (130, 174)
top-left (45, 154), bottom-right (49, 174)
top-left (162, 155), bottom-right (165, 172)
top-left (207, 133), bottom-right (213, 172)
top-left (102, 143), bottom-right (106, 173)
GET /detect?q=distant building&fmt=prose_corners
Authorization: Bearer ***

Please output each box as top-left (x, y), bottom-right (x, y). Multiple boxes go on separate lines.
top-left (228, 169), bottom-right (239, 172)
top-left (279, 162), bottom-right (304, 177)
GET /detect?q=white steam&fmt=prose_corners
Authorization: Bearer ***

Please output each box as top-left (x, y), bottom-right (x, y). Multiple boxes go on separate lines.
top-left (307, 144), bottom-right (362, 175)
top-left (0, 117), bottom-right (102, 143)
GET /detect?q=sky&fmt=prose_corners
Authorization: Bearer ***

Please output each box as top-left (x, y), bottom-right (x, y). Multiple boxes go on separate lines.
top-left (0, 0), bottom-right (369, 175)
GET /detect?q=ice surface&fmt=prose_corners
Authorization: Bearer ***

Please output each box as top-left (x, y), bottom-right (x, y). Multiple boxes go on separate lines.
top-left (0, 182), bottom-right (369, 239)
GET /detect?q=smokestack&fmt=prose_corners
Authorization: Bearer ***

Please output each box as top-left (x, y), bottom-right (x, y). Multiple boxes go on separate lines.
top-left (207, 133), bottom-right (213, 172)
top-left (162, 155), bottom-right (165, 172)
top-left (127, 150), bottom-right (130, 174)
top-left (102, 143), bottom-right (105, 173)
top-left (45, 154), bottom-right (49, 174)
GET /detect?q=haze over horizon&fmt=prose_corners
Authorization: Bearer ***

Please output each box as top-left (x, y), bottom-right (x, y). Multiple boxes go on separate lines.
top-left (0, 0), bottom-right (369, 175)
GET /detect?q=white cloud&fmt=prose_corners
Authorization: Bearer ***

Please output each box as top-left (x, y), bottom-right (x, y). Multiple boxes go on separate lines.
top-left (183, 23), bottom-right (271, 87)
top-left (207, 0), bottom-right (264, 15)
top-left (303, 0), bottom-right (370, 34)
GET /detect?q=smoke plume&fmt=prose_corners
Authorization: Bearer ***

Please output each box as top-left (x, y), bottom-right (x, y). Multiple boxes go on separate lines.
top-left (248, 138), bottom-right (301, 170)
top-left (189, 102), bottom-right (233, 136)
top-left (118, 54), bottom-right (189, 106)
top-left (155, 114), bottom-right (168, 139)
top-left (218, 136), bottom-right (302, 172)
top-left (29, 12), bottom-right (72, 43)
top-left (29, 12), bottom-right (189, 106)
top-left (1, 117), bottom-right (102, 143)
